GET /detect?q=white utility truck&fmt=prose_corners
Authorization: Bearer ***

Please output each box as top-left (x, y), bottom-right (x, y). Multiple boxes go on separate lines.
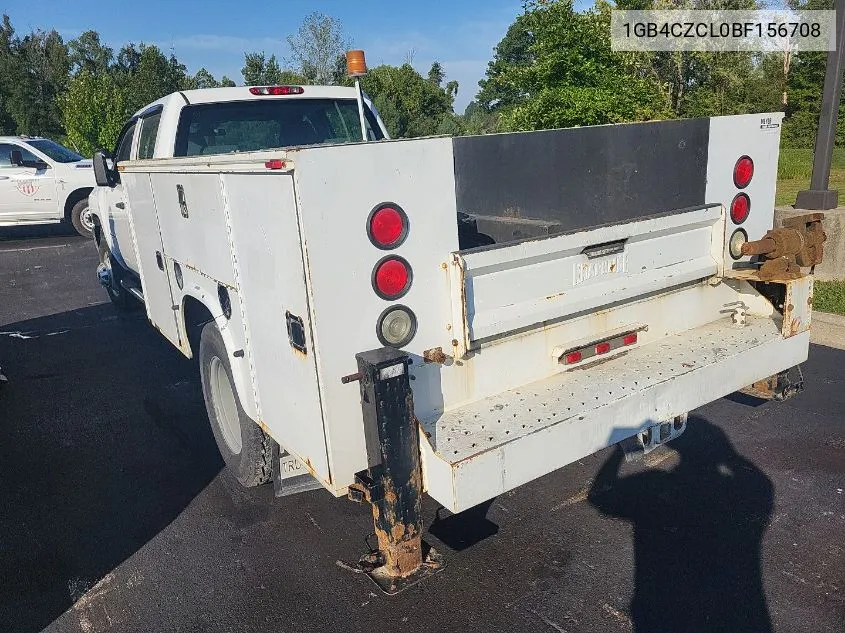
top-left (89, 57), bottom-right (823, 589)
top-left (0, 136), bottom-right (96, 237)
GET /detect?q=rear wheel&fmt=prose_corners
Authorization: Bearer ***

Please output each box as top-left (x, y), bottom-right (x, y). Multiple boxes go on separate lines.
top-left (70, 198), bottom-right (94, 238)
top-left (199, 322), bottom-right (273, 487)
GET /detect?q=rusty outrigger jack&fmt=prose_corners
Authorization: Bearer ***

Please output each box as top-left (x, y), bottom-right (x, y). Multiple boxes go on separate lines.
top-left (349, 347), bottom-right (444, 594)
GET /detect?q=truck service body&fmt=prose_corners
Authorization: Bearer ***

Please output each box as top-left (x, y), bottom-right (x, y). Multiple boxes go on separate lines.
top-left (0, 136), bottom-right (96, 237)
top-left (90, 82), bottom-right (815, 580)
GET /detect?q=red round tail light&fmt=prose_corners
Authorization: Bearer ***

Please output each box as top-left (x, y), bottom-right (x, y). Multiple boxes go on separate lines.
top-left (730, 193), bottom-right (750, 224)
top-left (368, 203), bottom-right (408, 249)
top-left (372, 256), bottom-right (412, 299)
top-left (734, 156), bottom-right (754, 188)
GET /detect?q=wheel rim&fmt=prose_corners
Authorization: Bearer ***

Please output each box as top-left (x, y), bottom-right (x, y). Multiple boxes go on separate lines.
top-left (79, 206), bottom-right (94, 232)
top-left (209, 356), bottom-right (242, 454)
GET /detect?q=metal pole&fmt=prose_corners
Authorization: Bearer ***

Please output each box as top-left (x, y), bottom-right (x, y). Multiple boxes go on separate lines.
top-left (354, 78), bottom-right (369, 142)
top-left (796, 0), bottom-right (845, 210)
top-left (352, 347), bottom-right (442, 594)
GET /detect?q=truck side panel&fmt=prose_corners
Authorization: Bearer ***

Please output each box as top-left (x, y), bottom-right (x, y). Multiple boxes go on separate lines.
top-left (122, 173), bottom-right (182, 347)
top-left (705, 113), bottom-right (784, 265)
top-left (149, 173), bottom-right (237, 287)
top-left (293, 138), bottom-right (460, 491)
top-left (222, 172), bottom-right (331, 485)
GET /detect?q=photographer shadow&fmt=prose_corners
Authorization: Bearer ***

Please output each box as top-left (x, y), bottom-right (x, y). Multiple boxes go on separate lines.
top-left (588, 417), bottom-right (774, 633)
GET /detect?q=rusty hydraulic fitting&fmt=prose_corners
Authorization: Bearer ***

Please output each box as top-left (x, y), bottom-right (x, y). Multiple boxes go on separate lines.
top-left (741, 230), bottom-right (804, 259)
top-left (740, 213), bottom-right (826, 280)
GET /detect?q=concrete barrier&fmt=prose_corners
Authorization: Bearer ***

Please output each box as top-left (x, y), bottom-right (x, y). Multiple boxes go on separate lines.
top-left (774, 206), bottom-right (845, 281)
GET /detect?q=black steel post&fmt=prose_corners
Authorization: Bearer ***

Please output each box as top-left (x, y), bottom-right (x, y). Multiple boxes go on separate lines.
top-left (355, 347), bottom-right (425, 582)
top-left (796, 0), bottom-right (845, 210)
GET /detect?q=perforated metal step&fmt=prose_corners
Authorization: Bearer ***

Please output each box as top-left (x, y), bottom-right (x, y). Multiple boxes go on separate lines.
top-left (419, 316), bottom-right (808, 512)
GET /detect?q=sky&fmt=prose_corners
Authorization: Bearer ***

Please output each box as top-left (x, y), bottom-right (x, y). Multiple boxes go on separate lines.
top-left (0, 0), bottom-right (523, 113)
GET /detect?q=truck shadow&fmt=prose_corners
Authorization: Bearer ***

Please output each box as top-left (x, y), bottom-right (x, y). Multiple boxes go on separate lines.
top-left (588, 416), bottom-right (774, 633)
top-left (0, 304), bottom-right (223, 633)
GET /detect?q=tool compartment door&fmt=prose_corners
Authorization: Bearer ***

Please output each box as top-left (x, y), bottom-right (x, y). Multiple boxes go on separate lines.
top-left (450, 205), bottom-right (724, 349)
top-left (122, 172), bottom-right (182, 347)
top-left (221, 172), bottom-right (330, 485)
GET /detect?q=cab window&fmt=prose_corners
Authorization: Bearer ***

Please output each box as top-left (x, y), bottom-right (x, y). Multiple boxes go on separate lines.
top-left (0, 142), bottom-right (39, 167)
top-left (115, 121), bottom-right (138, 164)
top-left (137, 112), bottom-right (161, 160)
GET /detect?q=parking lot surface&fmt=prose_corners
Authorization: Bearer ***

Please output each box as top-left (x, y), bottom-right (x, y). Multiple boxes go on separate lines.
top-left (1, 230), bottom-right (843, 633)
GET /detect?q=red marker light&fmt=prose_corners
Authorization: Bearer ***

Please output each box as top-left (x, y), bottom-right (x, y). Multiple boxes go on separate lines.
top-left (595, 342), bottom-right (611, 354)
top-left (730, 193), bottom-right (750, 224)
top-left (368, 204), bottom-right (408, 249)
top-left (733, 156), bottom-right (754, 188)
top-left (564, 351), bottom-right (582, 365)
top-left (249, 86), bottom-right (305, 96)
top-left (623, 333), bottom-right (638, 346)
top-left (372, 256), bottom-right (412, 300)
top-left (265, 159), bottom-right (286, 170)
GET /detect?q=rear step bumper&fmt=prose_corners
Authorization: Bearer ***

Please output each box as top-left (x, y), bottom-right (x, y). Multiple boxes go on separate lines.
top-left (419, 316), bottom-right (808, 513)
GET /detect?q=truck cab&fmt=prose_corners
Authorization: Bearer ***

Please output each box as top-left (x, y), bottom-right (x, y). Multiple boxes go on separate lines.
top-left (0, 136), bottom-right (96, 237)
top-left (88, 85), bottom-right (387, 296)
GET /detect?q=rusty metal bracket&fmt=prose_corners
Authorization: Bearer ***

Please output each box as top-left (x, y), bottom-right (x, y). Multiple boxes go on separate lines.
top-left (740, 365), bottom-right (805, 401)
top-left (741, 213), bottom-right (826, 280)
top-left (346, 347), bottom-right (444, 594)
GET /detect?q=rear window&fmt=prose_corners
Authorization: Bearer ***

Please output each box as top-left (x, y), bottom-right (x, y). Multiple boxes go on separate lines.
top-left (174, 98), bottom-right (384, 157)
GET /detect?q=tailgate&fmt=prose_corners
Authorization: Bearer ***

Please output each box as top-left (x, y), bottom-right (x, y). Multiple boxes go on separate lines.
top-left (449, 204), bottom-right (724, 351)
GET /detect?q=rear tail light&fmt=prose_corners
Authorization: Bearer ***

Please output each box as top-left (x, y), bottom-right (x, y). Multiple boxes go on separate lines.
top-left (265, 159), bottom-right (286, 170)
top-left (730, 193), bottom-right (750, 224)
top-left (559, 330), bottom-right (640, 366)
top-left (367, 203), bottom-right (409, 249)
top-left (372, 256), bottom-right (412, 300)
top-left (249, 86), bottom-right (304, 96)
top-left (733, 156), bottom-right (754, 188)
top-left (376, 305), bottom-right (417, 347)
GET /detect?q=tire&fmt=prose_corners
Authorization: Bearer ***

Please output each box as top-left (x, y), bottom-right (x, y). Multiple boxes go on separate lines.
top-left (70, 198), bottom-right (94, 238)
top-left (98, 239), bottom-right (131, 311)
top-left (199, 322), bottom-right (273, 487)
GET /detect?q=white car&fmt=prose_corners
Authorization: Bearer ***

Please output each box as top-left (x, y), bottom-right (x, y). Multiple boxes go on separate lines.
top-left (0, 136), bottom-right (96, 237)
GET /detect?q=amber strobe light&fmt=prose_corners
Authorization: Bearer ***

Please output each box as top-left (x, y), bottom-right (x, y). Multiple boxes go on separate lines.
top-left (347, 50), bottom-right (368, 77)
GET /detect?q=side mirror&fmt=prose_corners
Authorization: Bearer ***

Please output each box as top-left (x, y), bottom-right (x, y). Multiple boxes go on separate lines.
top-left (93, 149), bottom-right (114, 187)
top-left (9, 149), bottom-right (22, 166)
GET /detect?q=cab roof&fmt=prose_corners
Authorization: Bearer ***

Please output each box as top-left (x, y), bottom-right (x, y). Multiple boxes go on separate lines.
top-left (133, 85), bottom-right (361, 118)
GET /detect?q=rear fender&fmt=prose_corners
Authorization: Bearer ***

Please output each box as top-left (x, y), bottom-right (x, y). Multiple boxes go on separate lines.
top-left (176, 267), bottom-right (259, 423)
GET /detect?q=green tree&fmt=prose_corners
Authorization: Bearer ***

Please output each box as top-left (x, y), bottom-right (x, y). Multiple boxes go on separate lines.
top-left (3, 27), bottom-right (69, 137)
top-left (286, 11), bottom-right (348, 84)
top-left (185, 67), bottom-right (221, 89)
top-left (242, 52), bottom-right (306, 85)
top-left (68, 30), bottom-right (112, 75)
top-left (61, 70), bottom-right (126, 156)
top-left (0, 15), bottom-right (17, 134)
top-left (500, 1), bottom-right (669, 131)
top-left (361, 62), bottom-right (459, 137)
top-left (476, 12), bottom-right (534, 113)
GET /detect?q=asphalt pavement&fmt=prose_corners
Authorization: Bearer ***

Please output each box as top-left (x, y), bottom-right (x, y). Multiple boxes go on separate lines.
top-left (0, 229), bottom-right (843, 633)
